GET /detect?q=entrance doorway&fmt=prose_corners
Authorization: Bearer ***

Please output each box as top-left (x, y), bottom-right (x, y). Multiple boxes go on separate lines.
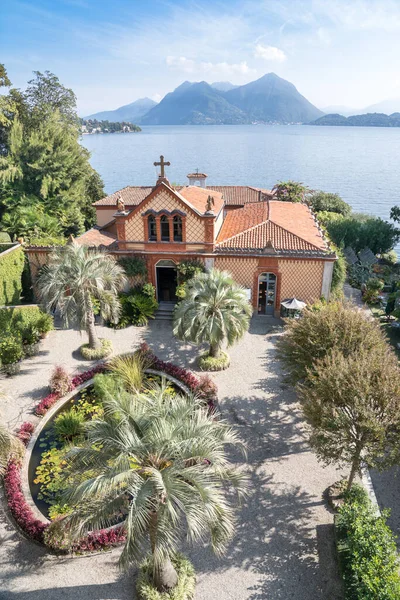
top-left (258, 272), bottom-right (277, 315)
top-left (156, 260), bottom-right (177, 302)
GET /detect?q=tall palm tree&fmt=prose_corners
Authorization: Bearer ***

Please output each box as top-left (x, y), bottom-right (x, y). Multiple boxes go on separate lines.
top-left (0, 423), bottom-right (24, 473)
top-left (37, 240), bottom-right (126, 349)
top-left (60, 382), bottom-right (247, 592)
top-left (173, 269), bottom-right (252, 360)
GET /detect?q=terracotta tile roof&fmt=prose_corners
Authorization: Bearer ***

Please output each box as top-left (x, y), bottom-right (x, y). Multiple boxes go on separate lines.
top-left (216, 200), bottom-right (329, 255)
top-left (93, 186), bottom-right (154, 207)
top-left (75, 228), bottom-right (118, 248)
top-left (208, 186), bottom-right (274, 205)
top-left (178, 186), bottom-right (224, 215)
top-left (94, 185), bottom-right (273, 207)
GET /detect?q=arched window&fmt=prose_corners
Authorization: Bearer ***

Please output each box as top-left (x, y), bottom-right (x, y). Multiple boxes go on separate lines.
top-left (173, 215), bottom-right (183, 242)
top-left (148, 215), bottom-right (156, 241)
top-left (160, 215), bottom-right (170, 241)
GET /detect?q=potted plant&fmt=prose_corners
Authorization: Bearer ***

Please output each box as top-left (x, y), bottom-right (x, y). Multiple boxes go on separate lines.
top-left (0, 337), bottom-right (24, 376)
top-left (22, 324), bottom-right (41, 357)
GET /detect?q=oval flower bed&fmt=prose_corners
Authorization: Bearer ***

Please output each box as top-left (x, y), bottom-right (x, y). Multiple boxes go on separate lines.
top-left (5, 345), bottom-right (218, 554)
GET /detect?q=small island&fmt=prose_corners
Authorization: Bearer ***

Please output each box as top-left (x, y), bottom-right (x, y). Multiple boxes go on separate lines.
top-left (81, 118), bottom-right (141, 134)
top-left (308, 112), bottom-right (400, 127)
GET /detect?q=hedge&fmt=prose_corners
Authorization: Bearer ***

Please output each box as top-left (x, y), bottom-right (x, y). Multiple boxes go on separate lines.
top-left (336, 484), bottom-right (400, 599)
top-left (0, 244), bottom-right (25, 305)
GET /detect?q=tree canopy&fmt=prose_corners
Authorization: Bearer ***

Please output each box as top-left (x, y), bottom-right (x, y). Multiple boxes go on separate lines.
top-left (309, 191), bottom-right (351, 216)
top-left (272, 180), bottom-right (309, 203)
top-left (0, 64), bottom-right (104, 240)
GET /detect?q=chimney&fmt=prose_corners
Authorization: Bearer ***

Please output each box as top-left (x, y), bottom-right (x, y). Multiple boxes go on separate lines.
top-left (187, 171), bottom-right (207, 188)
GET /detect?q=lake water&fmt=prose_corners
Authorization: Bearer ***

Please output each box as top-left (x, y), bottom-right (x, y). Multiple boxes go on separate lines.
top-left (81, 125), bottom-right (400, 222)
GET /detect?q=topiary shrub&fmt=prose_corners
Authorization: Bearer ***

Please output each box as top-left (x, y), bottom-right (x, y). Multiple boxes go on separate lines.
top-left (0, 244), bottom-right (25, 305)
top-left (80, 338), bottom-right (113, 360)
top-left (0, 232), bottom-right (12, 243)
top-left (198, 351), bottom-right (230, 372)
top-left (136, 554), bottom-right (196, 600)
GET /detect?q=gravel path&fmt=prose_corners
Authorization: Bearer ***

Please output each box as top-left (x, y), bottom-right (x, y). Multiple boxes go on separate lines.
top-left (0, 318), bottom-right (343, 600)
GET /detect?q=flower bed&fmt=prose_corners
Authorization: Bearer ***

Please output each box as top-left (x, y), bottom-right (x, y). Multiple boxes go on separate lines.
top-left (6, 347), bottom-right (216, 554)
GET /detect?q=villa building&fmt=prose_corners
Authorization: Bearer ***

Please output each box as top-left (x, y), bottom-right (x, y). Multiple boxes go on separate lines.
top-left (28, 157), bottom-right (336, 316)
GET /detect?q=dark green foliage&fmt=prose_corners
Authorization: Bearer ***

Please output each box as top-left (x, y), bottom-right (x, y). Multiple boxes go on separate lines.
top-left (176, 259), bottom-right (206, 284)
top-left (113, 287), bottom-right (158, 327)
top-left (326, 215), bottom-right (400, 255)
top-left (309, 191), bottom-right (351, 216)
top-left (336, 485), bottom-right (400, 599)
top-left (0, 305), bottom-right (53, 336)
top-left (272, 180), bottom-right (309, 203)
top-left (331, 246), bottom-right (347, 294)
top-left (0, 67), bottom-right (104, 239)
top-left (118, 256), bottom-right (147, 278)
top-left (0, 244), bottom-right (24, 305)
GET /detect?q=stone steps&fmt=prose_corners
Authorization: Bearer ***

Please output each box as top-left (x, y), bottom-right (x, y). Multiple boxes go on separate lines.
top-left (155, 301), bottom-right (176, 321)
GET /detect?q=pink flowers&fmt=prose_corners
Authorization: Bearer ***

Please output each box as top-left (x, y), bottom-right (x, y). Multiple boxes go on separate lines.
top-left (16, 422), bottom-right (35, 446)
top-left (4, 460), bottom-right (47, 542)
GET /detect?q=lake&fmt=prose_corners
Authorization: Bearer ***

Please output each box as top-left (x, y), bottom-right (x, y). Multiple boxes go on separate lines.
top-left (81, 124), bottom-right (400, 223)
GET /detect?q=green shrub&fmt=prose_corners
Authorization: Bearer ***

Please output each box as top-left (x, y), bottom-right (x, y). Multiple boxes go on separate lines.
top-left (366, 278), bottom-right (384, 292)
top-left (118, 256), bottom-right (147, 277)
top-left (136, 554), bottom-right (196, 600)
top-left (176, 259), bottom-right (205, 285)
top-left (336, 484), bottom-right (400, 599)
top-left (0, 232), bottom-right (12, 243)
top-left (198, 351), bottom-right (230, 372)
top-left (113, 287), bottom-right (158, 328)
top-left (36, 312), bottom-right (54, 335)
top-left (309, 191), bottom-right (352, 216)
top-left (80, 338), bottom-right (113, 360)
top-left (381, 250), bottom-right (398, 266)
top-left (28, 236), bottom-right (66, 247)
top-left (0, 336), bottom-right (24, 365)
top-left (0, 244), bottom-right (24, 305)
top-left (54, 408), bottom-right (84, 441)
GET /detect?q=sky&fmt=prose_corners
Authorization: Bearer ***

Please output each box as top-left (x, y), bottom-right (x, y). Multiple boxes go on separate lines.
top-left (2, 0), bottom-right (400, 116)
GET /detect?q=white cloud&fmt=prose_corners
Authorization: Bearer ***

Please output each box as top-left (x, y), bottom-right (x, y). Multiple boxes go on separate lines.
top-left (166, 56), bottom-right (255, 77)
top-left (254, 44), bottom-right (286, 62)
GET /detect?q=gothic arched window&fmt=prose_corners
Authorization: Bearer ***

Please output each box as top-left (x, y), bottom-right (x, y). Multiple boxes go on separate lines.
top-left (173, 216), bottom-right (183, 242)
top-left (160, 215), bottom-right (170, 241)
top-left (148, 215), bottom-right (156, 241)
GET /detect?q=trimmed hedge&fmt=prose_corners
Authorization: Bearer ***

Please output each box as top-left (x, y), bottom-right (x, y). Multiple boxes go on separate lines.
top-left (198, 351), bottom-right (230, 372)
top-left (0, 244), bottom-right (24, 305)
top-left (336, 484), bottom-right (400, 599)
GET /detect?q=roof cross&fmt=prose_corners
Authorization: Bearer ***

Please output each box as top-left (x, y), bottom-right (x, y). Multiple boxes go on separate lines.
top-left (154, 155), bottom-right (170, 178)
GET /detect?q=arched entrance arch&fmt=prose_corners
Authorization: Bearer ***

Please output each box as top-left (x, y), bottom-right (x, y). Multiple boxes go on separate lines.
top-left (258, 272), bottom-right (277, 315)
top-left (155, 259), bottom-right (177, 302)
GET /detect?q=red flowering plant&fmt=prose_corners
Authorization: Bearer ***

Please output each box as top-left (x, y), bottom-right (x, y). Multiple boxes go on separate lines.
top-left (16, 422), bottom-right (35, 446)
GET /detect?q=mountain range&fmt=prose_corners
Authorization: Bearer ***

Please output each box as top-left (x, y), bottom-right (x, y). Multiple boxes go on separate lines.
top-left (309, 112), bottom-right (400, 127)
top-left (85, 73), bottom-right (323, 125)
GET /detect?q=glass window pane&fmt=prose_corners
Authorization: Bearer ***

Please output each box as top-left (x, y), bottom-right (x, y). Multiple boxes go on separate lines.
top-left (161, 215), bottom-right (170, 241)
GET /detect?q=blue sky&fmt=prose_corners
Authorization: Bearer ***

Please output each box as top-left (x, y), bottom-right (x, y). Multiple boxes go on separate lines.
top-left (2, 0), bottom-right (400, 115)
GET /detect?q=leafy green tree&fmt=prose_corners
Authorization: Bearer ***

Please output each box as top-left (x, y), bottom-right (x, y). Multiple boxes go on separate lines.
top-left (173, 269), bottom-right (252, 363)
top-left (37, 241), bottom-right (126, 350)
top-left (272, 180), bottom-right (309, 203)
top-left (299, 346), bottom-right (400, 489)
top-left (390, 206), bottom-right (400, 223)
top-left (309, 191), bottom-right (351, 216)
top-left (1, 202), bottom-right (61, 240)
top-left (59, 382), bottom-right (246, 591)
top-left (326, 215), bottom-right (400, 255)
top-left (277, 300), bottom-right (387, 384)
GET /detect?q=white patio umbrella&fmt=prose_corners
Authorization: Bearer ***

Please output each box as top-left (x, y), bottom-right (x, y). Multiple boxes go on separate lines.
top-left (281, 298), bottom-right (307, 311)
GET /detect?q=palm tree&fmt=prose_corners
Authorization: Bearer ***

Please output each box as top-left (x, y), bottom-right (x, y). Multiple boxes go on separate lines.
top-left (173, 269), bottom-right (252, 361)
top-left (37, 240), bottom-right (126, 349)
top-left (0, 423), bottom-right (24, 473)
top-left (60, 382), bottom-right (247, 592)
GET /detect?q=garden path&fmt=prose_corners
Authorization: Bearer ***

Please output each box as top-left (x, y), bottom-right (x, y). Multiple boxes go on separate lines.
top-left (0, 318), bottom-right (343, 599)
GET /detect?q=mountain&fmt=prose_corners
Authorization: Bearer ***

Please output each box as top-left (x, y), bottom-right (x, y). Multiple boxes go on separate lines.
top-left (223, 73), bottom-right (323, 123)
top-left (85, 97), bottom-right (157, 123)
top-left (320, 105), bottom-right (357, 117)
top-left (308, 112), bottom-right (400, 127)
top-left (362, 98), bottom-right (400, 115)
top-left (211, 81), bottom-right (238, 92)
top-left (141, 73), bottom-right (322, 125)
top-left (140, 81), bottom-right (248, 125)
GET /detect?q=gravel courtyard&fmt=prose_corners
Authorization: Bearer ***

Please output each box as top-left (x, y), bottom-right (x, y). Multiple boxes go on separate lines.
top-left (0, 317), bottom-right (343, 600)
